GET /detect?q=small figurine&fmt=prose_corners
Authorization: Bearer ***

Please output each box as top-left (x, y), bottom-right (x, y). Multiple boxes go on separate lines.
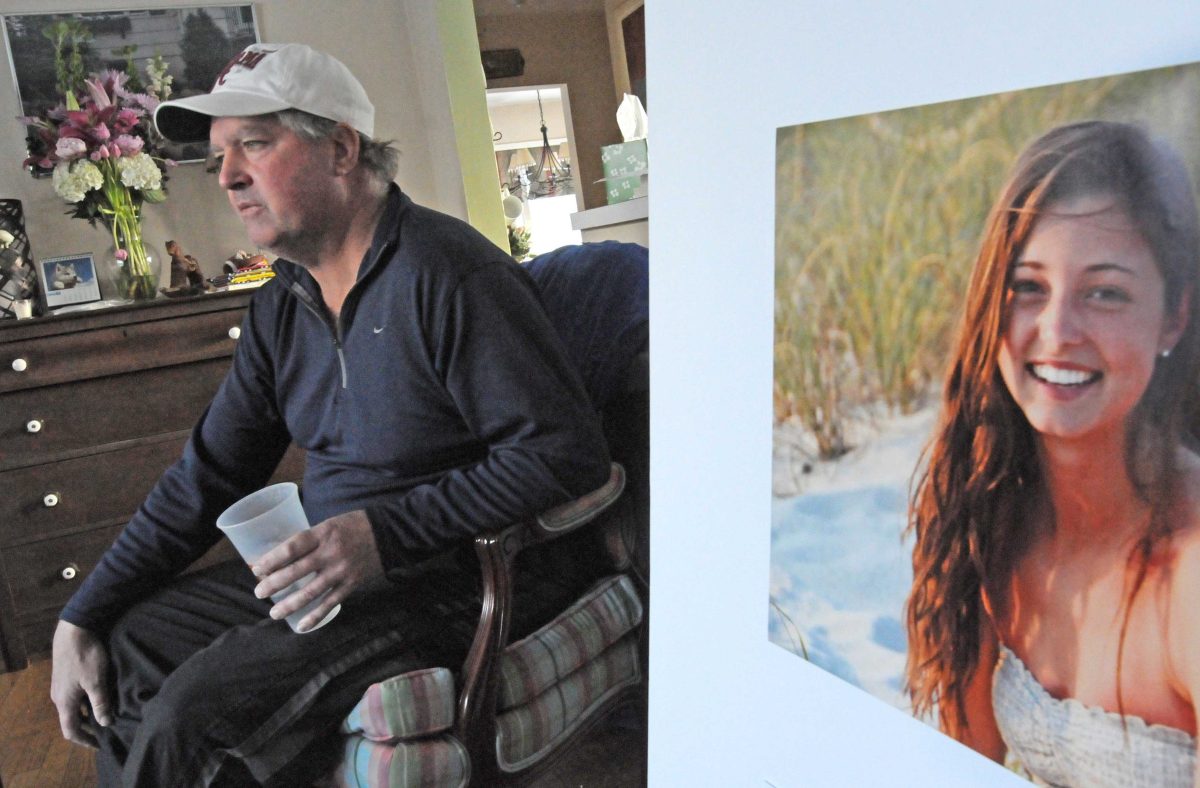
top-left (163, 239), bottom-right (206, 296)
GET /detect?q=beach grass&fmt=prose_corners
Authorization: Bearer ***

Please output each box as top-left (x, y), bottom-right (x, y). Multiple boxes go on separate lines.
top-left (773, 66), bottom-right (1200, 462)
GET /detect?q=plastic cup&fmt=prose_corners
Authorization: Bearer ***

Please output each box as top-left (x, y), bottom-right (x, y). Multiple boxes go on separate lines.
top-left (216, 482), bottom-right (341, 633)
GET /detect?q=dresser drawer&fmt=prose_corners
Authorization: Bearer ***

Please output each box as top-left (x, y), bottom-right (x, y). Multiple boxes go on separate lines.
top-left (4, 524), bottom-right (125, 620)
top-left (3, 449), bottom-right (304, 657)
top-left (0, 439), bottom-right (307, 546)
top-left (9, 535), bottom-right (242, 660)
top-left (0, 307), bottom-right (245, 393)
top-left (0, 436), bottom-right (186, 544)
top-left (0, 358), bottom-right (231, 471)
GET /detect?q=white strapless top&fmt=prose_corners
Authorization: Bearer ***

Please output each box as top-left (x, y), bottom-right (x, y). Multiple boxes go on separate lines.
top-left (992, 644), bottom-right (1196, 787)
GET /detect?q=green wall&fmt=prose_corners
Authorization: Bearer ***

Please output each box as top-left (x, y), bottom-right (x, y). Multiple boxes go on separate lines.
top-left (437, 0), bottom-right (508, 250)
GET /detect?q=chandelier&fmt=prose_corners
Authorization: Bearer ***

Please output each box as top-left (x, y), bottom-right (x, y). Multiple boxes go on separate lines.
top-left (528, 90), bottom-right (571, 197)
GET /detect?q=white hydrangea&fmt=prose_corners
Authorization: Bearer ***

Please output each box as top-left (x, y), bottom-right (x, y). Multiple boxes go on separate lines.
top-left (52, 159), bottom-right (104, 203)
top-left (117, 152), bottom-right (162, 191)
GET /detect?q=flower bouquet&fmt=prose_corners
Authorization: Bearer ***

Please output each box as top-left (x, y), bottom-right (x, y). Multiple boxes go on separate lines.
top-left (21, 62), bottom-right (174, 301)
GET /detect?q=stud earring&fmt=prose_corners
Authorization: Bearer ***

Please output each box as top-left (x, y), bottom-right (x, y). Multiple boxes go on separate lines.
top-left (1160, 348), bottom-right (1172, 359)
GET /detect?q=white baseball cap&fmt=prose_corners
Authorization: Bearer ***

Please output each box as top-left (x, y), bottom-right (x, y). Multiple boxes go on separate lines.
top-left (154, 43), bottom-right (375, 143)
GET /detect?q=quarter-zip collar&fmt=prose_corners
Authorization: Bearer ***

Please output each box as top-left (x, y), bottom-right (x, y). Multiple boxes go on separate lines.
top-left (270, 184), bottom-right (408, 303)
top-left (270, 185), bottom-right (408, 389)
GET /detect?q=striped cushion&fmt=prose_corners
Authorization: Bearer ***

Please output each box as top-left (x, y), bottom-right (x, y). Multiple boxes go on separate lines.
top-left (339, 733), bottom-right (469, 788)
top-left (497, 574), bottom-right (643, 710)
top-left (337, 573), bottom-right (644, 782)
top-left (496, 635), bottom-right (641, 771)
top-left (342, 667), bottom-right (456, 741)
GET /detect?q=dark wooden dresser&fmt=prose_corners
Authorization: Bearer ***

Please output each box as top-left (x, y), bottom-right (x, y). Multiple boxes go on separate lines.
top-left (0, 291), bottom-right (303, 672)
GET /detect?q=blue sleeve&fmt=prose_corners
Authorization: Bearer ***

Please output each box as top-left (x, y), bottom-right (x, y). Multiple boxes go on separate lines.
top-left (59, 294), bottom-right (292, 634)
top-left (364, 261), bottom-right (611, 565)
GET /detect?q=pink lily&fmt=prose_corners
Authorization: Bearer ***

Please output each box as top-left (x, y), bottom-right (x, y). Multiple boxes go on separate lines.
top-left (114, 108), bottom-right (141, 132)
top-left (97, 69), bottom-right (129, 95)
top-left (85, 77), bottom-right (112, 110)
top-left (65, 110), bottom-right (93, 128)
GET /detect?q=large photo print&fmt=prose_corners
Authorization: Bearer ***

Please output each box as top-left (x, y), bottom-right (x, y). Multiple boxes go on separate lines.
top-left (771, 61), bottom-right (1200, 782)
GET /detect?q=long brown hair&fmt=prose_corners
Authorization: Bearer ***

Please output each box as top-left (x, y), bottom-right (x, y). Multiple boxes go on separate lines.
top-left (904, 121), bottom-right (1200, 736)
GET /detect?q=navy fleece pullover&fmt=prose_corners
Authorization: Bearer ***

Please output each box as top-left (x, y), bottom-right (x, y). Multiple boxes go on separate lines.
top-left (61, 187), bottom-right (610, 634)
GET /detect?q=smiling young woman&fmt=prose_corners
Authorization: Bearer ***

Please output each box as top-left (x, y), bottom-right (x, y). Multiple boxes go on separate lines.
top-left (997, 192), bottom-right (1186, 448)
top-left (905, 121), bottom-right (1200, 787)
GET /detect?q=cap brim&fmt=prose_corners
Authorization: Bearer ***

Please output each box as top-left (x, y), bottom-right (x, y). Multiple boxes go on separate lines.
top-left (154, 91), bottom-right (293, 144)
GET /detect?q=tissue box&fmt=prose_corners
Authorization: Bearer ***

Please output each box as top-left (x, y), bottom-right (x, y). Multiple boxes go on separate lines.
top-left (600, 140), bottom-right (648, 204)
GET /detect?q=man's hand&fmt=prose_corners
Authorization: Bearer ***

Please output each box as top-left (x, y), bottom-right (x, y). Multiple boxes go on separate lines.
top-left (50, 620), bottom-right (112, 749)
top-left (251, 509), bottom-right (383, 632)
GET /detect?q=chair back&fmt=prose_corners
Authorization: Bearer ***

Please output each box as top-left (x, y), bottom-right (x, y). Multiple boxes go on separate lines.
top-left (524, 242), bottom-right (649, 585)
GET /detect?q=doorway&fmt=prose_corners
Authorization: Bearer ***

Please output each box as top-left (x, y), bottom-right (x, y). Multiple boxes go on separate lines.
top-left (487, 85), bottom-right (582, 258)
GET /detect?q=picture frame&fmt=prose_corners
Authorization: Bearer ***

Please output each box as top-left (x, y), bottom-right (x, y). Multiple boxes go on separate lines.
top-left (769, 59), bottom-right (1200, 725)
top-left (37, 253), bottom-right (102, 311)
top-left (1, 5), bottom-right (260, 163)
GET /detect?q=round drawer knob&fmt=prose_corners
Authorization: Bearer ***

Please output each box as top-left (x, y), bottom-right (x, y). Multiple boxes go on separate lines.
top-left (43, 492), bottom-right (60, 508)
top-left (61, 564), bottom-right (79, 581)
top-left (26, 419), bottom-right (43, 434)
top-left (11, 357), bottom-right (28, 372)
top-left (228, 326), bottom-right (241, 340)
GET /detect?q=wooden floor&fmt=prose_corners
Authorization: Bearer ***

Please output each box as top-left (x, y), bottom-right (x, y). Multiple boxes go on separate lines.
top-left (0, 658), bottom-right (646, 787)
top-left (0, 659), bottom-right (95, 788)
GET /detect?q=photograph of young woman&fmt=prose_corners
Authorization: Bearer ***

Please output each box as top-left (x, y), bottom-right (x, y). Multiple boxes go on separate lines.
top-left (906, 120), bottom-right (1200, 786)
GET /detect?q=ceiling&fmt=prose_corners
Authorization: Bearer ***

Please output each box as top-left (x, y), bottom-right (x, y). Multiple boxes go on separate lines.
top-left (486, 86), bottom-right (563, 108)
top-left (473, 0), bottom-right (606, 17)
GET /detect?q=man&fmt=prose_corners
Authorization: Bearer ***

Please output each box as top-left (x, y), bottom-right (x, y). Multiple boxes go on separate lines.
top-left (50, 43), bottom-right (610, 786)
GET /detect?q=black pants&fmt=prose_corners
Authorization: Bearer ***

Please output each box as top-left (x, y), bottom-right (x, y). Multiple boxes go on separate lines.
top-left (96, 540), bottom-right (599, 787)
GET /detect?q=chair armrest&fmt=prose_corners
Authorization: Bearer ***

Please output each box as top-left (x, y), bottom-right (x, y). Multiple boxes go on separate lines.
top-left (531, 463), bottom-right (626, 540)
top-left (454, 462), bottom-right (626, 781)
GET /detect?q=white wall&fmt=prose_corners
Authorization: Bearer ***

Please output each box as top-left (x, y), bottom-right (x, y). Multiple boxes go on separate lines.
top-left (0, 0), bottom-right (466, 282)
top-left (647, 1), bottom-right (1200, 785)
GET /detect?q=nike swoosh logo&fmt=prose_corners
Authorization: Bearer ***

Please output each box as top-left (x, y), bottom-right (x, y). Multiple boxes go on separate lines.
top-left (373, 326), bottom-right (385, 334)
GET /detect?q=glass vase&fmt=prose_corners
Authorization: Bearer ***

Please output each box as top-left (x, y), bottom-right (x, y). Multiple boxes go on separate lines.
top-left (106, 221), bottom-right (160, 301)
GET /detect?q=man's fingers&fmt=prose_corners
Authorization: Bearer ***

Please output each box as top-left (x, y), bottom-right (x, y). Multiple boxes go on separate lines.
top-left (254, 553), bottom-right (320, 601)
top-left (56, 699), bottom-right (81, 740)
top-left (84, 681), bottom-right (114, 728)
top-left (267, 568), bottom-right (333, 620)
top-left (50, 620), bottom-right (110, 748)
top-left (296, 582), bottom-right (347, 633)
top-left (252, 529), bottom-right (317, 577)
top-left (54, 691), bottom-right (98, 749)
top-left (74, 714), bottom-right (100, 749)
top-left (251, 512), bottom-right (379, 628)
